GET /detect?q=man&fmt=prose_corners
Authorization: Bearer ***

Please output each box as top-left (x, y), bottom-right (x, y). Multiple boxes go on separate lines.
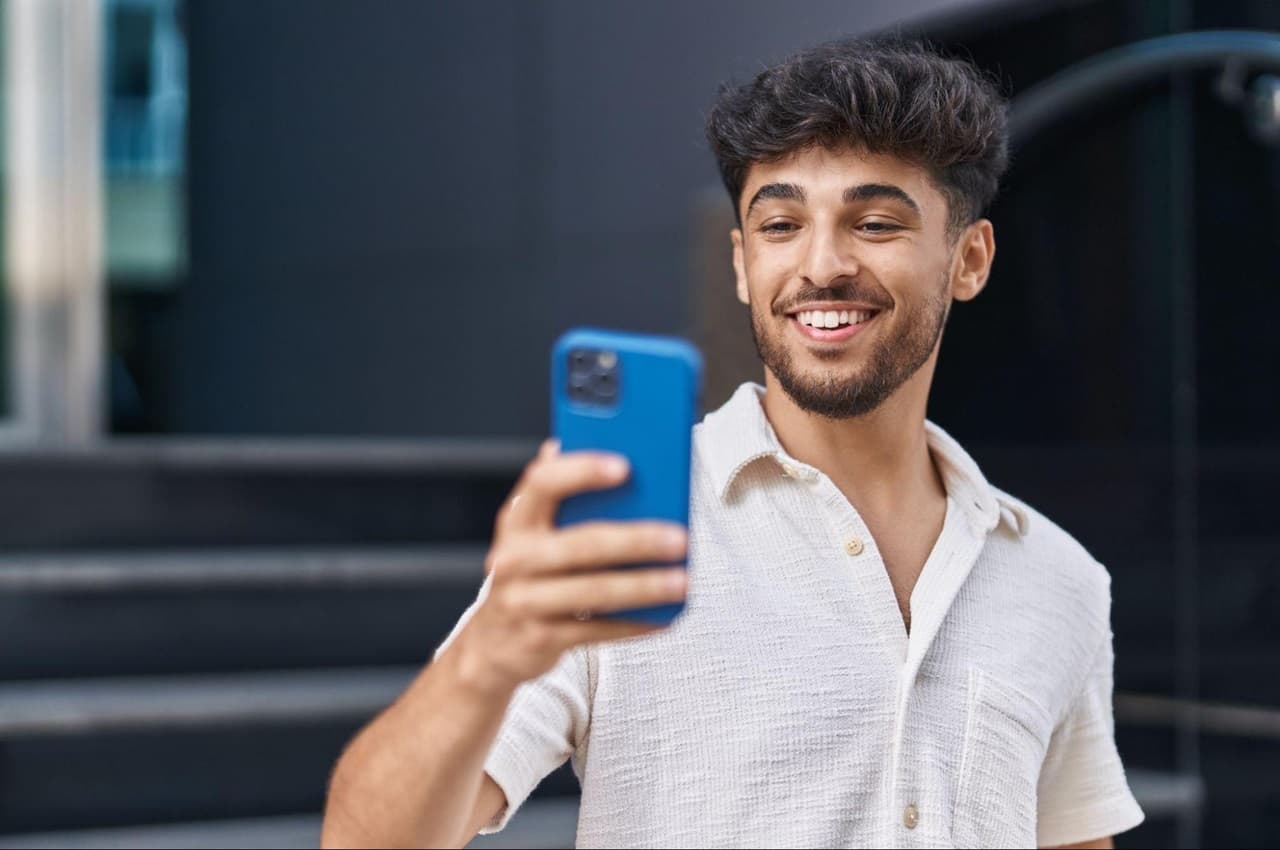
top-left (321, 38), bottom-right (1144, 849)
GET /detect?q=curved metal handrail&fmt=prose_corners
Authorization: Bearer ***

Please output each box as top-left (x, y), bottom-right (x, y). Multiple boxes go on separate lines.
top-left (1010, 29), bottom-right (1280, 145)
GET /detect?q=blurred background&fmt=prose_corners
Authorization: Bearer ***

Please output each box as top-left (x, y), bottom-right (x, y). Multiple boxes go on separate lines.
top-left (0, 0), bottom-right (1276, 847)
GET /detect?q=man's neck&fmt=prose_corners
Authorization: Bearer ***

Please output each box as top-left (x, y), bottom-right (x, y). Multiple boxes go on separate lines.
top-left (758, 363), bottom-right (946, 519)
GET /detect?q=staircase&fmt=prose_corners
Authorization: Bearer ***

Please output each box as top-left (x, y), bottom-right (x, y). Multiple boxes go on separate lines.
top-left (0, 438), bottom-right (579, 844)
top-left (2, 439), bottom-right (1264, 845)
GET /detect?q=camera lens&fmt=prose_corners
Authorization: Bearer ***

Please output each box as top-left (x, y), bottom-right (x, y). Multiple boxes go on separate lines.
top-left (570, 349), bottom-right (592, 373)
top-left (592, 371), bottom-right (617, 398)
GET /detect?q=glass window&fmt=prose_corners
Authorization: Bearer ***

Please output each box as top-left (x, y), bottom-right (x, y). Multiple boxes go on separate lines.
top-left (103, 0), bottom-right (187, 432)
top-left (104, 0), bottom-right (186, 284)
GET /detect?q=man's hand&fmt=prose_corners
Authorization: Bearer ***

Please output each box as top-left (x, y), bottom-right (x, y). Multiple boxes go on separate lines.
top-left (452, 439), bottom-right (690, 698)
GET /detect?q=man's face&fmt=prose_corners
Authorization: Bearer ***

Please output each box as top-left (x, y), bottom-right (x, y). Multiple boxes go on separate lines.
top-left (731, 145), bottom-right (988, 420)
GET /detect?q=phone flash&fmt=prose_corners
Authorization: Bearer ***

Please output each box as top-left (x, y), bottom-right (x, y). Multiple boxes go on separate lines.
top-left (597, 351), bottom-right (618, 369)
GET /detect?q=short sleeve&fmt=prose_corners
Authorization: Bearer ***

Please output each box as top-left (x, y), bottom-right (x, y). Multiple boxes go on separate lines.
top-left (1035, 628), bottom-right (1145, 847)
top-left (433, 576), bottom-right (590, 835)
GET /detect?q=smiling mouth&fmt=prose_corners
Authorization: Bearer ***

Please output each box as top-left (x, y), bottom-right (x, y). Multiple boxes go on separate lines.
top-left (788, 307), bottom-right (882, 343)
top-left (794, 308), bottom-right (877, 329)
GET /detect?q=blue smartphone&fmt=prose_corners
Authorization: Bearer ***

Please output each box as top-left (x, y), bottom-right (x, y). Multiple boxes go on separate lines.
top-left (551, 327), bottom-right (703, 626)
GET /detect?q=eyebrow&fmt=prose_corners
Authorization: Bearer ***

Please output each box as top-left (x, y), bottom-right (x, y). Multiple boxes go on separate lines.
top-left (744, 182), bottom-right (806, 218)
top-left (843, 183), bottom-right (921, 215)
top-left (744, 181), bottom-right (922, 220)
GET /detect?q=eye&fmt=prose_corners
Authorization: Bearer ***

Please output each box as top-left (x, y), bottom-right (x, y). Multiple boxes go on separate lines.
top-left (760, 221), bottom-right (798, 235)
top-left (859, 221), bottom-right (903, 234)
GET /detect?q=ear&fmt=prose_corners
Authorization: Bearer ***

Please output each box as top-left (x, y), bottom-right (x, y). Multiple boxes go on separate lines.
top-left (952, 219), bottom-right (995, 303)
top-left (731, 228), bottom-right (749, 306)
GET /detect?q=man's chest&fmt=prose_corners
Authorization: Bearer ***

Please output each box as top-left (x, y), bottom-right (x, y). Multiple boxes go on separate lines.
top-left (590, 497), bottom-right (1088, 748)
top-left (590, 516), bottom-right (1074, 747)
top-left (575, 497), bottom-right (1099, 848)
top-left (861, 504), bottom-right (948, 630)
top-left (582, 571), bottom-right (1063, 849)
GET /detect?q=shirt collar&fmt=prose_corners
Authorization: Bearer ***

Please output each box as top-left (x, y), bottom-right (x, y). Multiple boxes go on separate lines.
top-left (697, 382), bottom-right (1030, 537)
top-left (699, 383), bottom-right (783, 500)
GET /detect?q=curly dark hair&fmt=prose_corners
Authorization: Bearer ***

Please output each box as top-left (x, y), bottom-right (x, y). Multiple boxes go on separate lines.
top-left (706, 37), bottom-right (1009, 239)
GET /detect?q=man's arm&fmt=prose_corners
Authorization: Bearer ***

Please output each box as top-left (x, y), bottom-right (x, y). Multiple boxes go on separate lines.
top-left (320, 441), bottom-right (688, 848)
top-left (321, 644), bottom-right (514, 848)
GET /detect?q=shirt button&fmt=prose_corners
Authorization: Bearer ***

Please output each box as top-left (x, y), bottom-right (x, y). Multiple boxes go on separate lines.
top-left (780, 463), bottom-right (799, 478)
top-left (844, 536), bottom-right (865, 556)
top-left (903, 803), bottom-right (919, 830)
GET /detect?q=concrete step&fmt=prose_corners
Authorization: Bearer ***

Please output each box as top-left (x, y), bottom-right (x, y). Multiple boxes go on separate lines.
top-left (0, 666), bottom-right (417, 738)
top-left (0, 439), bottom-right (528, 550)
top-left (0, 546), bottom-right (486, 680)
top-left (0, 545), bottom-right (485, 592)
top-left (0, 799), bottom-right (580, 849)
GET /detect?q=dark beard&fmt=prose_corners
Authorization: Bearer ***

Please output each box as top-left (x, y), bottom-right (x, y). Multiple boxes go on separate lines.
top-left (750, 277), bottom-right (950, 420)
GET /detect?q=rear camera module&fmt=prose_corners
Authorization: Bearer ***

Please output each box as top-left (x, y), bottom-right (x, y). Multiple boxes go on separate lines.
top-left (566, 348), bottom-right (621, 408)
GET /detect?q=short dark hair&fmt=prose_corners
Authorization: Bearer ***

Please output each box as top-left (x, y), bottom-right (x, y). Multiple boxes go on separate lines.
top-left (706, 37), bottom-right (1009, 238)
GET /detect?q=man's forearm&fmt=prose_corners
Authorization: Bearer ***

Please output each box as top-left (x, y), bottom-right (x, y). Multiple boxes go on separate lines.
top-left (321, 640), bottom-right (514, 849)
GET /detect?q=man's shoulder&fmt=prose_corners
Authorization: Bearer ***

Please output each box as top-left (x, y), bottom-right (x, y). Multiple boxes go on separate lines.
top-left (987, 485), bottom-right (1113, 617)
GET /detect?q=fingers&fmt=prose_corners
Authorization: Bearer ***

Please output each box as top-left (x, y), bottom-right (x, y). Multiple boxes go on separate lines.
top-left (499, 442), bottom-right (630, 533)
top-left (516, 520), bottom-right (687, 577)
top-left (486, 518), bottom-right (686, 579)
top-left (498, 567), bottom-right (688, 619)
top-left (481, 441), bottom-right (688, 662)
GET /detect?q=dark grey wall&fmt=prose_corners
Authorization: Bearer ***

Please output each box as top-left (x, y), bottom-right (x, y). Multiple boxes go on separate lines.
top-left (173, 0), bottom-right (993, 436)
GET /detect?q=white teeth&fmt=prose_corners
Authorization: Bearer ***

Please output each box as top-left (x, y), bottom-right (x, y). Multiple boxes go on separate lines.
top-left (795, 308), bottom-right (879, 328)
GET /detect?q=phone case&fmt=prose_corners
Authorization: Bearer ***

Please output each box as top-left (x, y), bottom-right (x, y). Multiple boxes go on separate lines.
top-left (551, 327), bottom-right (703, 625)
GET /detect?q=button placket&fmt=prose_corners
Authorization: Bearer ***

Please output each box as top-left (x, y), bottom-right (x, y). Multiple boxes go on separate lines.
top-left (893, 697), bottom-right (923, 842)
top-left (809, 472), bottom-right (921, 845)
top-left (809, 476), bottom-right (906, 673)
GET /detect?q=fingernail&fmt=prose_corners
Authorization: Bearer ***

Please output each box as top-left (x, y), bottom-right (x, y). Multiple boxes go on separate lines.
top-left (666, 570), bottom-right (688, 592)
top-left (541, 438), bottom-right (560, 458)
top-left (605, 457), bottom-right (629, 478)
top-left (663, 527), bottom-right (687, 551)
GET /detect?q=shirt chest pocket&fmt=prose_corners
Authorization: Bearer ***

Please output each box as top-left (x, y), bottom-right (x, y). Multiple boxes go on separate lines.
top-left (952, 670), bottom-right (1054, 849)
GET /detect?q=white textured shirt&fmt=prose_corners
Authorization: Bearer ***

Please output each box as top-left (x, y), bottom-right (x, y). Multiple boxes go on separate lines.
top-left (441, 382), bottom-right (1145, 849)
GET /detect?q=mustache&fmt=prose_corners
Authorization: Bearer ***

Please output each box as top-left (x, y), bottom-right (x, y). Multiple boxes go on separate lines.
top-left (775, 283), bottom-right (893, 314)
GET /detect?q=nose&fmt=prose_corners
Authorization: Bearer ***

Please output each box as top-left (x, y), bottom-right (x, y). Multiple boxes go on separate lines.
top-left (798, 223), bottom-right (858, 289)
